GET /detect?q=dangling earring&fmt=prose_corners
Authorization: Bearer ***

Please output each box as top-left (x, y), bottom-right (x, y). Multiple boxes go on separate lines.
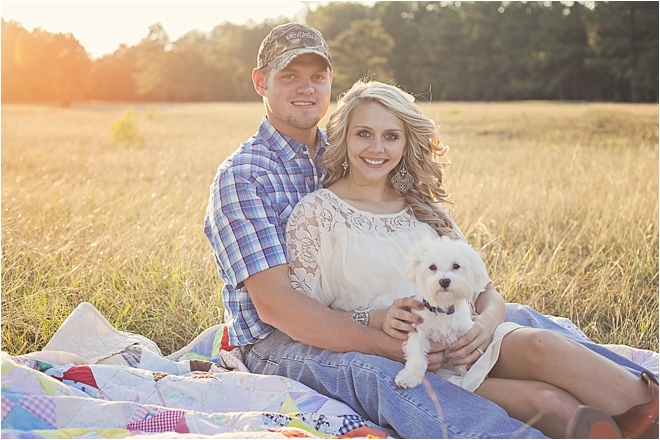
top-left (342, 160), bottom-right (349, 177)
top-left (391, 160), bottom-right (414, 192)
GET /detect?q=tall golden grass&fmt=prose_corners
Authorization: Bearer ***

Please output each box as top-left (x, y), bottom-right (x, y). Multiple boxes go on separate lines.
top-left (2, 101), bottom-right (658, 355)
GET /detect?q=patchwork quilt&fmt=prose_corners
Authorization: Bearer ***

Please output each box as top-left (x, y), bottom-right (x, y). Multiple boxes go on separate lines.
top-left (2, 302), bottom-right (658, 439)
top-left (1, 303), bottom-right (389, 439)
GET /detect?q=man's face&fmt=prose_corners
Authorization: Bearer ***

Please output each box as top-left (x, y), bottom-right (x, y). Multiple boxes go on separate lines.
top-left (258, 53), bottom-right (332, 140)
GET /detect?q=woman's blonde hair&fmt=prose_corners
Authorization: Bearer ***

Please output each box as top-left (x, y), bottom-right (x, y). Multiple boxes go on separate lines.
top-left (322, 79), bottom-right (458, 239)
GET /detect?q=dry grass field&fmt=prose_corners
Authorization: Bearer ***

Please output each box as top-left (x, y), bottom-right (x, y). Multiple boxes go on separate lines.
top-left (2, 101), bottom-right (658, 355)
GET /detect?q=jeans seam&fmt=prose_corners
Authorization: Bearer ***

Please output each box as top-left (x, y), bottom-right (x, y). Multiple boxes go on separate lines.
top-left (281, 351), bottom-right (461, 438)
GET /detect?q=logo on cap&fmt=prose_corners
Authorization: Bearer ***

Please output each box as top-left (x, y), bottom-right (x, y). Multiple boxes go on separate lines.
top-left (286, 31), bottom-right (317, 41)
top-left (257, 23), bottom-right (332, 71)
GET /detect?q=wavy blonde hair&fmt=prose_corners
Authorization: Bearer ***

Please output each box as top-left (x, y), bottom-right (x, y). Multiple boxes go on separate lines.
top-left (322, 79), bottom-right (458, 239)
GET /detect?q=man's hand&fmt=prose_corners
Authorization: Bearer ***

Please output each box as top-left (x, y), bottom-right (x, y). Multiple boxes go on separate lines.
top-left (426, 341), bottom-right (449, 371)
top-left (378, 328), bottom-right (448, 371)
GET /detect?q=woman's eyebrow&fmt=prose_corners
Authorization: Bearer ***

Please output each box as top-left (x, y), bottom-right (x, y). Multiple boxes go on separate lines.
top-left (353, 125), bottom-right (403, 132)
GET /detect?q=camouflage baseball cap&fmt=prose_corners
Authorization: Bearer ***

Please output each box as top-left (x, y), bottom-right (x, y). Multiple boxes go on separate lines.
top-left (257, 23), bottom-right (332, 71)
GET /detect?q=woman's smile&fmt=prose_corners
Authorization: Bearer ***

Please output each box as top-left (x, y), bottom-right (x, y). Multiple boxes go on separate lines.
top-left (362, 157), bottom-right (388, 167)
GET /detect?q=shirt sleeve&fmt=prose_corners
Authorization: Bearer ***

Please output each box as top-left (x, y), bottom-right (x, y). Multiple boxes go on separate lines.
top-left (204, 168), bottom-right (289, 289)
top-left (285, 196), bottom-right (329, 306)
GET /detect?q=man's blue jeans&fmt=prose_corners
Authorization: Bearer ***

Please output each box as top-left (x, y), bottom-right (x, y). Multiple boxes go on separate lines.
top-left (245, 304), bottom-right (652, 439)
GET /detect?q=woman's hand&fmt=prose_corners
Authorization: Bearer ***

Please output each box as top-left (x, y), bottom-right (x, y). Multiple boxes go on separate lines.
top-left (444, 313), bottom-right (497, 368)
top-left (445, 283), bottom-right (505, 369)
top-left (373, 296), bottom-right (424, 340)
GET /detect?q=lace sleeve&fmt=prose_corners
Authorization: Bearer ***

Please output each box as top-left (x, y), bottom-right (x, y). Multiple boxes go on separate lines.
top-left (285, 197), bottom-right (326, 305)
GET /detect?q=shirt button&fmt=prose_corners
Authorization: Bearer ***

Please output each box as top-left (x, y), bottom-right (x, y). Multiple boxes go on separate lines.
top-left (318, 173), bottom-right (322, 178)
top-left (302, 147), bottom-right (307, 152)
top-left (309, 176), bottom-right (314, 181)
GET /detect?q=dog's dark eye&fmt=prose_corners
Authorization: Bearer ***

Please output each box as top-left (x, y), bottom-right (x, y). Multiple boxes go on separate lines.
top-left (429, 264), bottom-right (437, 271)
top-left (452, 263), bottom-right (460, 270)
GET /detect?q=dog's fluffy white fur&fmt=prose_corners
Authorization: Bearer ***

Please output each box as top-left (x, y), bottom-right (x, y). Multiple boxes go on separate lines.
top-left (395, 235), bottom-right (491, 389)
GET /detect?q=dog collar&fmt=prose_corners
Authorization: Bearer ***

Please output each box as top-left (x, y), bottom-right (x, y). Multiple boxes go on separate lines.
top-left (423, 299), bottom-right (455, 315)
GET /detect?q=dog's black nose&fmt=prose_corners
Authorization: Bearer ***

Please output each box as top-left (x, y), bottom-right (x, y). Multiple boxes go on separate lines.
top-left (439, 278), bottom-right (450, 288)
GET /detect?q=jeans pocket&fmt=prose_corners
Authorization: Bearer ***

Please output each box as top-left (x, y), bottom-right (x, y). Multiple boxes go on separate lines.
top-left (246, 331), bottom-right (288, 374)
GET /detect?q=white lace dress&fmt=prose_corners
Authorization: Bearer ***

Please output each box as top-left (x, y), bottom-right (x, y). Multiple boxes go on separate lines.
top-left (286, 188), bottom-right (520, 391)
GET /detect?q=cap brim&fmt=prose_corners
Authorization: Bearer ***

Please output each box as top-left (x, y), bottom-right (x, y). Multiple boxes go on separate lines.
top-left (268, 48), bottom-right (332, 70)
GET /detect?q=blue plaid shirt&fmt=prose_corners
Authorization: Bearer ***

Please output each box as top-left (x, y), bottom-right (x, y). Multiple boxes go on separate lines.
top-left (204, 116), bottom-right (327, 346)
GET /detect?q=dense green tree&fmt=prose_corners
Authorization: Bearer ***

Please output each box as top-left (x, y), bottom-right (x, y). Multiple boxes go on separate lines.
top-left (88, 44), bottom-right (140, 101)
top-left (205, 20), bottom-right (283, 101)
top-left (409, 2), bottom-right (465, 100)
top-left (305, 2), bottom-right (371, 42)
top-left (585, 1), bottom-right (659, 101)
top-left (2, 19), bottom-right (32, 101)
top-left (2, 18), bottom-right (91, 103)
top-left (132, 23), bottom-right (172, 100)
top-left (167, 30), bottom-right (213, 101)
top-left (371, 1), bottom-right (421, 89)
top-left (526, 2), bottom-right (592, 100)
top-left (330, 18), bottom-right (395, 95)
top-left (2, 2), bottom-right (657, 103)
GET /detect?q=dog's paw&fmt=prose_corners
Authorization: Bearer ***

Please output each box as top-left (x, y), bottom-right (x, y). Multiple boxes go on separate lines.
top-left (395, 370), bottom-right (423, 388)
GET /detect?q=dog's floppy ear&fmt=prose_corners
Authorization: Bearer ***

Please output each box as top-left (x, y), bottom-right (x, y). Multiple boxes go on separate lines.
top-left (465, 246), bottom-right (491, 297)
top-left (405, 238), bottom-right (432, 284)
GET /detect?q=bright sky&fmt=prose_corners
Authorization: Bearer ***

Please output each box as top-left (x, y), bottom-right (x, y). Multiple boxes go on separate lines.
top-left (1, 1), bottom-right (340, 59)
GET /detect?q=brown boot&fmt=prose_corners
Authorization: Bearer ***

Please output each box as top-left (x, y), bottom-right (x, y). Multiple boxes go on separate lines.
top-left (612, 372), bottom-right (659, 438)
top-left (566, 406), bottom-right (622, 438)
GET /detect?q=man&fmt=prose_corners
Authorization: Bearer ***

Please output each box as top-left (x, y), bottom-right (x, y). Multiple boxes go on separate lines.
top-left (204, 23), bottom-right (648, 438)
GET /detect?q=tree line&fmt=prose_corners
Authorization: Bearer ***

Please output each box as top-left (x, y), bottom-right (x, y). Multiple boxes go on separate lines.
top-left (2, 1), bottom-right (658, 103)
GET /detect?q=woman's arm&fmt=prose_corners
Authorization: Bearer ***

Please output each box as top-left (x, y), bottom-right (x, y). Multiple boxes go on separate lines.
top-left (445, 282), bottom-right (506, 366)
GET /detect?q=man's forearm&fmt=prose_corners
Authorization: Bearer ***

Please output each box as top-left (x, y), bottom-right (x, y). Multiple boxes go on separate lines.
top-left (244, 265), bottom-right (405, 362)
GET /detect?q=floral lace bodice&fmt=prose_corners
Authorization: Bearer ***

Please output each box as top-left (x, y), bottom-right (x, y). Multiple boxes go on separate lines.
top-left (285, 189), bottom-right (439, 311)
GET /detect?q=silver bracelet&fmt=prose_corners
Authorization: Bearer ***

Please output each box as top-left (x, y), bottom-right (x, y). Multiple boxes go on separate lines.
top-left (351, 307), bottom-right (375, 326)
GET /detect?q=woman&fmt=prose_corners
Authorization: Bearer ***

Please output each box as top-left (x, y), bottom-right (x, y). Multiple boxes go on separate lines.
top-left (286, 80), bottom-right (658, 438)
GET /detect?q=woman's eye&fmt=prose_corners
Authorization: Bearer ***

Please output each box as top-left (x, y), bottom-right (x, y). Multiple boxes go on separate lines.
top-left (429, 264), bottom-right (437, 271)
top-left (452, 264), bottom-right (460, 270)
top-left (384, 133), bottom-right (399, 140)
top-left (357, 131), bottom-right (371, 138)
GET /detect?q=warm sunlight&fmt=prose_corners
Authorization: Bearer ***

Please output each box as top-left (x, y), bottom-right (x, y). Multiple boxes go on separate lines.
top-left (1, 1), bottom-right (319, 59)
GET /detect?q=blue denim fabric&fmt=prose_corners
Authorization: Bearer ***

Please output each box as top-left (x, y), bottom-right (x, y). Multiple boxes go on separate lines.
top-left (504, 303), bottom-right (655, 377)
top-left (246, 304), bottom-right (656, 438)
top-left (246, 329), bottom-right (546, 439)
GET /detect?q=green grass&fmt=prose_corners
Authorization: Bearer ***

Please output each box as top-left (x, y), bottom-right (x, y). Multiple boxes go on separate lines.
top-left (2, 101), bottom-right (658, 354)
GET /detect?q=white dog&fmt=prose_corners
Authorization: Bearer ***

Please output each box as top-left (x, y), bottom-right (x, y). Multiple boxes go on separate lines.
top-left (395, 235), bottom-right (491, 389)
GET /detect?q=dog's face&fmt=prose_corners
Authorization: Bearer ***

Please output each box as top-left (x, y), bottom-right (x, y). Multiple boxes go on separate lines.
top-left (405, 236), bottom-right (490, 309)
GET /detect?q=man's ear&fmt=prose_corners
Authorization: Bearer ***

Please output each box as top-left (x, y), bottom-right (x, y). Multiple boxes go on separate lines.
top-left (252, 68), bottom-right (266, 97)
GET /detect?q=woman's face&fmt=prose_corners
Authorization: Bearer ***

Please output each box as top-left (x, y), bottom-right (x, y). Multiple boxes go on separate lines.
top-left (345, 102), bottom-right (406, 187)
